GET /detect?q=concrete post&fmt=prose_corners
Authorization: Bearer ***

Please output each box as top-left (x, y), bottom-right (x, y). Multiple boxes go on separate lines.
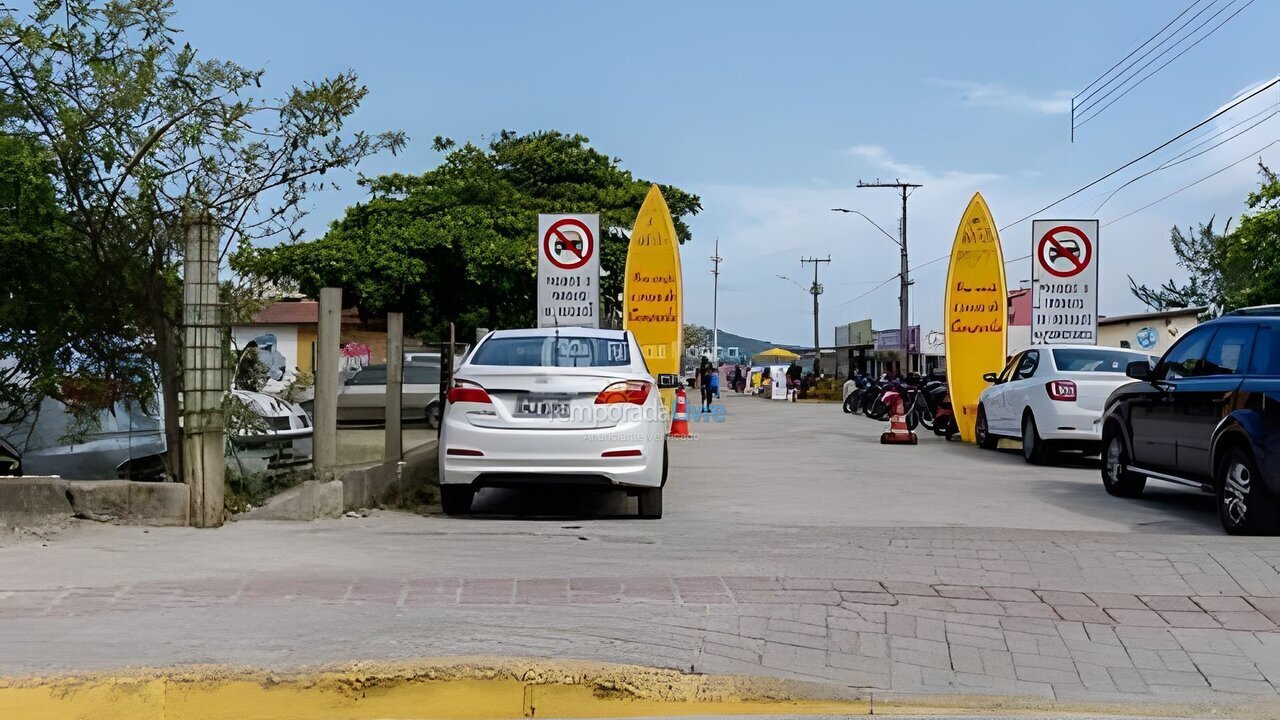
top-left (181, 213), bottom-right (225, 528)
top-left (384, 312), bottom-right (404, 462)
top-left (314, 288), bottom-right (342, 474)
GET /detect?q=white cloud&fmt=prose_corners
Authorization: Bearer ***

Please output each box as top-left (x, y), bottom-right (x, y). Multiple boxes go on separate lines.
top-left (1212, 74), bottom-right (1280, 115)
top-left (684, 145), bottom-right (1023, 344)
top-left (930, 80), bottom-right (1073, 115)
top-left (842, 144), bottom-right (1002, 188)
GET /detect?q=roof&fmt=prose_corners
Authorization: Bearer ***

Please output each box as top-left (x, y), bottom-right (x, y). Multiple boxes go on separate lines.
top-left (248, 301), bottom-right (318, 325)
top-left (245, 301), bottom-right (364, 326)
top-left (1098, 306), bottom-right (1207, 325)
top-left (1224, 305), bottom-right (1280, 317)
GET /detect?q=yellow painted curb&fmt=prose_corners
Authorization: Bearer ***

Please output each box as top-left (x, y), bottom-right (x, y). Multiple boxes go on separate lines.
top-left (0, 658), bottom-right (1268, 719)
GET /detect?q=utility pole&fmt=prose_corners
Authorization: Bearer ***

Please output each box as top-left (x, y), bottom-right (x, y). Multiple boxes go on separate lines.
top-left (800, 256), bottom-right (831, 375)
top-left (857, 179), bottom-right (921, 374)
top-left (710, 237), bottom-right (722, 364)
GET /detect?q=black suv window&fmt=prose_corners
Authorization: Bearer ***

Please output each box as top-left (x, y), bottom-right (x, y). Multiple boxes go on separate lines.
top-left (1013, 350), bottom-right (1039, 380)
top-left (1248, 325), bottom-right (1278, 375)
top-left (1160, 327), bottom-right (1212, 380)
top-left (1202, 324), bottom-right (1255, 376)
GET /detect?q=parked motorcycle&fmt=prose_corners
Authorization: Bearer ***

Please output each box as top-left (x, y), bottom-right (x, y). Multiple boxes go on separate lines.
top-left (842, 373), bottom-right (871, 414)
top-left (905, 379), bottom-right (948, 431)
top-left (932, 386), bottom-right (957, 440)
top-left (862, 380), bottom-right (890, 420)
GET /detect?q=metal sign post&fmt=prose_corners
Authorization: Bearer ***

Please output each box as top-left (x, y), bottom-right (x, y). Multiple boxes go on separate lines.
top-left (1031, 220), bottom-right (1100, 345)
top-left (537, 214), bottom-right (600, 328)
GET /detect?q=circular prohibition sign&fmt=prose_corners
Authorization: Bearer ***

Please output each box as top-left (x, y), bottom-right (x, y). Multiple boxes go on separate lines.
top-left (1037, 225), bottom-right (1093, 278)
top-left (542, 218), bottom-right (595, 271)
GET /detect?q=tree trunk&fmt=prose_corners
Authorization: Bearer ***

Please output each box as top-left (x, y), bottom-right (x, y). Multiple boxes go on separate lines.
top-left (152, 311), bottom-right (183, 482)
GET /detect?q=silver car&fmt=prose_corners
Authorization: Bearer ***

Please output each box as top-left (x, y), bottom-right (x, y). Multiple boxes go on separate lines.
top-left (0, 390), bottom-right (312, 480)
top-left (332, 361), bottom-right (442, 427)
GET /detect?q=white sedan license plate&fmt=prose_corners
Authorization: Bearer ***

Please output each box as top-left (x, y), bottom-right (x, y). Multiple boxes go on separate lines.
top-left (516, 395), bottom-right (570, 418)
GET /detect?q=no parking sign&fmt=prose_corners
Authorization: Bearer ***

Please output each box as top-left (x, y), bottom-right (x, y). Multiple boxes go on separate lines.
top-left (537, 214), bottom-right (600, 328)
top-left (1031, 220), bottom-right (1099, 344)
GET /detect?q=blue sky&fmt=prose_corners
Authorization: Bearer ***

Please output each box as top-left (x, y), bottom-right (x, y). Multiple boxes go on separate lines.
top-left (174, 0), bottom-right (1279, 346)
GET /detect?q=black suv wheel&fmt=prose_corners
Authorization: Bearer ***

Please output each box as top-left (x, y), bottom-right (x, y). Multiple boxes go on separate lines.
top-left (1101, 424), bottom-right (1145, 498)
top-left (1216, 446), bottom-right (1280, 535)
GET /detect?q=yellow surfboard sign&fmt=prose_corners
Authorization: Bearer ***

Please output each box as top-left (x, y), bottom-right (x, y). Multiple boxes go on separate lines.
top-left (944, 192), bottom-right (1008, 443)
top-left (624, 185), bottom-right (683, 410)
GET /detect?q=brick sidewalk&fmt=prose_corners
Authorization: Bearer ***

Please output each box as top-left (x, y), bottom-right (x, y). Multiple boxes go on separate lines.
top-left (3, 527), bottom-right (1279, 705)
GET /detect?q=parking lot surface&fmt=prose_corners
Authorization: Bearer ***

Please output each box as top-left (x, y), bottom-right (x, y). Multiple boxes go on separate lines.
top-left (2, 395), bottom-right (1278, 710)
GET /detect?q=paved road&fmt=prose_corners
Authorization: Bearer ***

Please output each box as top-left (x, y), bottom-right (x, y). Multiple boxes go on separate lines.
top-left (2, 395), bottom-right (1278, 711)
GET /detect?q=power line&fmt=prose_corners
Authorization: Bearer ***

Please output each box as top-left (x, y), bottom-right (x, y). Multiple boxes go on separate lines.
top-left (1075, 0), bottom-right (1205, 102)
top-left (828, 77), bottom-right (1280, 312)
top-left (1069, 97), bottom-right (1278, 211)
top-left (1075, 0), bottom-right (1213, 110)
top-left (1075, 0), bottom-right (1256, 129)
top-left (1102, 140), bottom-right (1278, 227)
top-left (1096, 104), bottom-right (1279, 211)
top-left (828, 274), bottom-right (897, 311)
top-left (1161, 98), bottom-right (1280, 165)
top-left (1006, 74), bottom-right (1280, 232)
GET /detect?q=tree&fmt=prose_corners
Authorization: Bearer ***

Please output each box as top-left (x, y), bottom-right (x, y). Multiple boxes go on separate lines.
top-left (1222, 163), bottom-right (1280, 309)
top-left (0, 0), bottom-right (404, 476)
top-left (238, 131), bottom-right (701, 340)
top-left (683, 324), bottom-right (709, 354)
top-left (0, 135), bottom-right (143, 423)
top-left (1130, 163), bottom-right (1279, 316)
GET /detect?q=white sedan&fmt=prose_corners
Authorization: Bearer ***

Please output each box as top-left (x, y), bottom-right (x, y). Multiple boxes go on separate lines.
top-left (975, 344), bottom-right (1154, 464)
top-left (438, 327), bottom-right (679, 518)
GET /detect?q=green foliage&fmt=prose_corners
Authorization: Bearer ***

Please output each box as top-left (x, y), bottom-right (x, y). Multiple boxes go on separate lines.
top-left (0, 134), bottom-right (156, 424)
top-left (232, 346), bottom-right (270, 392)
top-left (1223, 164), bottom-right (1280, 309)
top-left (0, 0), bottom-right (402, 470)
top-left (683, 324), bottom-right (710, 352)
top-left (1130, 163), bottom-right (1280, 316)
top-left (238, 131), bottom-right (701, 340)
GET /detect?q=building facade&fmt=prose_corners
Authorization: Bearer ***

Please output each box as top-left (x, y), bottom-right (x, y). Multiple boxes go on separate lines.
top-left (1098, 307), bottom-right (1205, 356)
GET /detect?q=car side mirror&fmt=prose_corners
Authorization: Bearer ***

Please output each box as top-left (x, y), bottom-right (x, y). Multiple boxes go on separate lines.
top-left (656, 374), bottom-right (680, 389)
top-left (982, 372), bottom-right (998, 384)
top-left (1125, 360), bottom-right (1152, 380)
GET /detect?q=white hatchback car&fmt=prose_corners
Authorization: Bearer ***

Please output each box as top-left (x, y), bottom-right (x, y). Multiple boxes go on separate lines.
top-left (975, 344), bottom-right (1155, 464)
top-left (438, 327), bottom-right (679, 517)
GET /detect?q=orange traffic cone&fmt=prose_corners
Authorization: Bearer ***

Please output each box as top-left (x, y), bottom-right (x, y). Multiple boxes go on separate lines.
top-left (880, 391), bottom-right (918, 445)
top-left (669, 387), bottom-right (691, 438)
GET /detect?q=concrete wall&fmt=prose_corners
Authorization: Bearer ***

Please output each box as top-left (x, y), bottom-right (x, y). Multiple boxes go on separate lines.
top-left (241, 439), bottom-right (438, 521)
top-left (1099, 314), bottom-right (1201, 356)
top-left (0, 479), bottom-right (189, 527)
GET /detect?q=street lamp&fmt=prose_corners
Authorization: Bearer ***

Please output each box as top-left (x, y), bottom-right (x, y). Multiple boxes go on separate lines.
top-left (831, 208), bottom-right (899, 247)
top-left (776, 274), bottom-right (808, 293)
top-left (831, 207), bottom-right (911, 375)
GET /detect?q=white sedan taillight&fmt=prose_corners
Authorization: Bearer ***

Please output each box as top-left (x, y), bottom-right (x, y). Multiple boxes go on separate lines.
top-left (447, 381), bottom-right (492, 404)
top-left (1046, 380), bottom-right (1077, 401)
top-left (594, 380), bottom-right (651, 405)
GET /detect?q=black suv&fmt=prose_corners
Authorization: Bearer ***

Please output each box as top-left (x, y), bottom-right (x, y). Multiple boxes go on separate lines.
top-left (1100, 306), bottom-right (1280, 535)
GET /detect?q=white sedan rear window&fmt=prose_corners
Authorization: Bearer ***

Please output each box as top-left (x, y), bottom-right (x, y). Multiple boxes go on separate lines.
top-left (1052, 348), bottom-right (1150, 372)
top-left (470, 336), bottom-right (631, 367)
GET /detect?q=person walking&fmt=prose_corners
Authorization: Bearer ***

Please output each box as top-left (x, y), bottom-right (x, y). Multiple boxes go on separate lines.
top-left (710, 364), bottom-right (721, 400)
top-left (699, 357), bottom-right (714, 412)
